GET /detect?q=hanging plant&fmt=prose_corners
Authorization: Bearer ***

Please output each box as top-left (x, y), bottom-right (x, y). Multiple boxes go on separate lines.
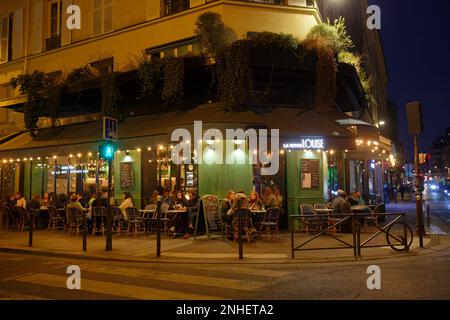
top-left (9, 71), bottom-right (51, 137)
top-left (162, 57), bottom-right (185, 107)
top-left (195, 11), bottom-right (237, 58)
top-left (217, 40), bottom-right (253, 112)
top-left (101, 72), bottom-right (122, 120)
top-left (315, 48), bottom-right (337, 113)
top-left (138, 58), bottom-right (164, 99)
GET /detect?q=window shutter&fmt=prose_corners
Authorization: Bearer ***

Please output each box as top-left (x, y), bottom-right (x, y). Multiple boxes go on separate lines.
top-left (0, 16), bottom-right (8, 62)
top-left (103, 0), bottom-right (113, 33)
top-left (147, 0), bottom-right (161, 20)
top-left (31, 0), bottom-right (43, 54)
top-left (13, 8), bottom-right (24, 59)
top-left (61, 0), bottom-right (72, 46)
top-left (93, 0), bottom-right (102, 35)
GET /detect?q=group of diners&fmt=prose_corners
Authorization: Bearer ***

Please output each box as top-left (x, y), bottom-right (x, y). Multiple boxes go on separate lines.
top-left (220, 187), bottom-right (283, 241)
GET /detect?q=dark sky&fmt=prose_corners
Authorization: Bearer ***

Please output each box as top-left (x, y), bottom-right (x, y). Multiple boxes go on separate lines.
top-left (370, 0), bottom-right (450, 162)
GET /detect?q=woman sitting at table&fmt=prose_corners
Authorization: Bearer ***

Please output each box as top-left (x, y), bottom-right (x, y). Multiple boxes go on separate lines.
top-left (67, 194), bottom-right (93, 234)
top-left (40, 192), bottom-right (50, 208)
top-left (170, 191), bottom-right (190, 239)
top-left (119, 192), bottom-right (134, 220)
top-left (248, 191), bottom-right (264, 211)
top-left (221, 190), bottom-right (235, 240)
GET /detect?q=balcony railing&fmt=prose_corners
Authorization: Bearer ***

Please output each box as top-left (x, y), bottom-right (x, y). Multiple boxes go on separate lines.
top-left (45, 35), bottom-right (61, 51)
top-left (161, 0), bottom-right (316, 18)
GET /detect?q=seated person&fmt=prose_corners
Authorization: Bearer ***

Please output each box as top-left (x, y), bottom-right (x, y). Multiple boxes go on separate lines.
top-left (161, 189), bottom-right (174, 208)
top-left (221, 190), bottom-right (235, 240)
top-left (187, 192), bottom-right (200, 231)
top-left (67, 194), bottom-right (92, 233)
top-left (119, 192), bottom-right (134, 220)
top-left (15, 192), bottom-right (27, 209)
top-left (170, 192), bottom-right (190, 239)
top-left (349, 190), bottom-right (365, 206)
top-left (248, 191), bottom-right (264, 211)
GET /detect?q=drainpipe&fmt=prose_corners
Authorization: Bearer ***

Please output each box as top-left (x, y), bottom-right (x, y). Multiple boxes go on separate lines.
top-left (23, 0), bottom-right (32, 73)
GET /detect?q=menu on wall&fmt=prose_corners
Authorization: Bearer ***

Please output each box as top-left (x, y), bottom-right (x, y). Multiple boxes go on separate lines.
top-left (120, 162), bottom-right (134, 190)
top-left (301, 159), bottom-right (320, 189)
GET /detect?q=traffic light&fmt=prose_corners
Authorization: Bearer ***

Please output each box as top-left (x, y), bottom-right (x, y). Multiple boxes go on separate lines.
top-left (99, 142), bottom-right (116, 161)
top-left (406, 102), bottom-right (424, 135)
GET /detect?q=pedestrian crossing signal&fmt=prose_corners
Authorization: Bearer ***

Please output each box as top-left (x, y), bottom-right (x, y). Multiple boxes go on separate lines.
top-left (99, 143), bottom-right (116, 160)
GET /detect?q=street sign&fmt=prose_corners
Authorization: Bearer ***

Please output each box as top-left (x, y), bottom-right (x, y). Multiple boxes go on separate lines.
top-left (103, 116), bottom-right (118, 141)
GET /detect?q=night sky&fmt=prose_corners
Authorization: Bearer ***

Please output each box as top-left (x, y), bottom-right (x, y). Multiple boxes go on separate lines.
top-left (370, 0), bottom-right (450, 162)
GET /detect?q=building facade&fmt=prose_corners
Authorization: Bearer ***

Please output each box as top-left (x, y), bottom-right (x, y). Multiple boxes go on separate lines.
top-left (0, 0), bottom-right (393, 227)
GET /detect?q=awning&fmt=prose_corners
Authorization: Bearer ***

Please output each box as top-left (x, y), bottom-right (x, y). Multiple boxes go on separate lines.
top-left (0, 104), bottom-right (357, 158)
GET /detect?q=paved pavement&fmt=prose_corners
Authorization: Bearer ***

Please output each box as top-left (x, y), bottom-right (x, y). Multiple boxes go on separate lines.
top-left (0, 192), bottom-right (449, 300)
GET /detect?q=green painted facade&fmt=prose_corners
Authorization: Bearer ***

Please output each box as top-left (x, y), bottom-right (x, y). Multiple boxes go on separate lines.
top-left (286, 150), bottom-right (329, 218)
top-left (114, 151), bottom-right (142, 208)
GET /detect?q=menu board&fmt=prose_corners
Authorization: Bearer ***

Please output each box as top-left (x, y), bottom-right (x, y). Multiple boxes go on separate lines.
top-left (301, 159), bottom-right (320, 189)
top-left (194, 195), bottom-right (222, 240)
top-left (120, 162), bottom-right (134, 190)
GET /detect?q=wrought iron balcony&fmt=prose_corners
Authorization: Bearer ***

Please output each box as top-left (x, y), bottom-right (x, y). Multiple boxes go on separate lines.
top-left (45, 35), bottom-right (61, 51)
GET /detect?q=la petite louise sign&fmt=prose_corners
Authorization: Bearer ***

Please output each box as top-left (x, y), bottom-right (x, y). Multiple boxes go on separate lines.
top-left (283, 139), bottom-right (325, 150)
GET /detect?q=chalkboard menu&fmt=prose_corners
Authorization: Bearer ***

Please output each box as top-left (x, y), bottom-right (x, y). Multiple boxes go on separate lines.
top-left (194, 195), bottom-right (222, 240)
top-left (301, 159), bottom-right (320, 189)
top-left (120, 162), bottom-right (134, 190)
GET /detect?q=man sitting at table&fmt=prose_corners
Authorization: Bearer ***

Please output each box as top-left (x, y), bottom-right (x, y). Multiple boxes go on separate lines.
top-left (331, 190), bottom-right (352, 233)
top-left (349, 190), bottom-right (365, 206)
top-left (67, 194), bottom-right (93, 233)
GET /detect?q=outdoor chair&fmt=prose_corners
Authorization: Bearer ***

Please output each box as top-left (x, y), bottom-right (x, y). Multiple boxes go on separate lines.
top-left (232, 208), bottom-right (257, 243)
top-left (126, 207), bottom-right (145, 237)
top-left (92, 206), bottom-right (107, 235)
top-left (47, 206), bottom-right (65, 230)
top-left (111, 206), bottom-right (124, 234)
top-left (299, 204), bottom-right (320, 234)
top-left (68, 207), bottom-right (83, 236)
top-left (363, 203), bottom-right (384, 229)
top-left (160, 203), bottom-right (172, 234)
top-left (1, 206), bottom-right (12, 230)
top-left (258, 207), bottom-right (281, 241)
top-left (143, 204), bottom-right (157, 233)
top-left (16, 207), bottom-right (31, 232)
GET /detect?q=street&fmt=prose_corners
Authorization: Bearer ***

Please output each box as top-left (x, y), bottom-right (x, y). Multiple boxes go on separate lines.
top-left (0, 193), bottom-right (449, 301)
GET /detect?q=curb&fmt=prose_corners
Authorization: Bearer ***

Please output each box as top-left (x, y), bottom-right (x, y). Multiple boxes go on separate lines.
top-left (0, 234), bottom-right (447, 265)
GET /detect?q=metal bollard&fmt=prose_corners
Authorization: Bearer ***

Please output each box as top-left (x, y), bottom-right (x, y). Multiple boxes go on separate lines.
top-left (82, 211), bottom-right (87, 252)
top-left (238, 199), bottom-right (243, 260)
top-left (156, 200), bottom-right (162, 258)
top-left (28, 212), bottom-right (34, 247)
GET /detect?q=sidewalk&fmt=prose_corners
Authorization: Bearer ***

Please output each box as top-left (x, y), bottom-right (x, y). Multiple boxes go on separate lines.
top-left (0, 227), bottom-right (447, 264)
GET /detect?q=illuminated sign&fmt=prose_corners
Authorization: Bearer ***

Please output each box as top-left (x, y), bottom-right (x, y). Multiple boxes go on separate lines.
top-left (283, 139), bottom-right (325, 150)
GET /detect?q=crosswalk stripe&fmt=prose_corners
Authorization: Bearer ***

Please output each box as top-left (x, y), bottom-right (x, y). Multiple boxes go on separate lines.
top-left (186, 265), bottom-right (290, 278)
top-left (12, 273), bottom-right (225, 300)
top-left (74, 263), bottom-right (266, 292)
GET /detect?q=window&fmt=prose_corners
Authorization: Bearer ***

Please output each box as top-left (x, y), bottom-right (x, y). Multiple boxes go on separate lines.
top-left (49, 1), bottom-right (62, 37)
top-left (93, 0), bottom-right (114, 36)
top-left (0, 15), bottom-right (11, 63)
top-left (46, 1), bottom-right (62, 50)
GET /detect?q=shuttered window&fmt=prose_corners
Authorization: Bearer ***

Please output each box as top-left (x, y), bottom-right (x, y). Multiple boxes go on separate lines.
top-left (93, 0), bottom-right (114, 36)
top-left (49, 1), bottom-right (62, 37)
top-left (0, 16), bottom-right (9, 63)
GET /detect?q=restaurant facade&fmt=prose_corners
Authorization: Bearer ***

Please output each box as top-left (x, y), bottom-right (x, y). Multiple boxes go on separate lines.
top-left (0, 0), bottom-right (395, 229)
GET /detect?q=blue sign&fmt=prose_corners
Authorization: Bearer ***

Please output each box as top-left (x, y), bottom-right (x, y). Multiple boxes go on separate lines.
top-left (103, 117), bottom-right (118, 141)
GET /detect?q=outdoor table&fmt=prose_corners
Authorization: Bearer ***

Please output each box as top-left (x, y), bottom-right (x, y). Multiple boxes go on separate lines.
top-left (351, 205), bottom-right (372, 213)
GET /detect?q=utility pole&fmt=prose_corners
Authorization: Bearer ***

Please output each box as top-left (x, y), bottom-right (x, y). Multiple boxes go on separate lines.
top-left (413, 134), bottom-right (424, 248)
top-left (407, 102), bottom-right (425, 248)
